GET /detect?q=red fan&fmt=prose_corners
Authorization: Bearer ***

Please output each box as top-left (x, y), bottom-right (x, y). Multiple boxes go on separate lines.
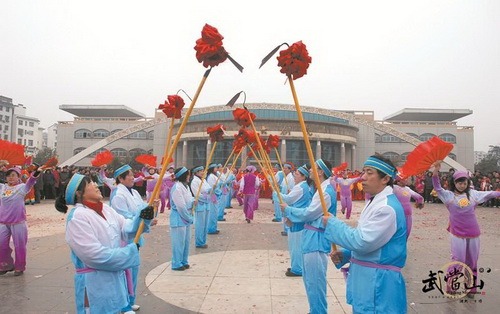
top-left (0, 139), bottom-right (25, 166)
top-left (43, 157), bottom-right (59, 169)
top-left (24, 155), bottom-right (33, 167)
top-left (91, 150), bottom-right (114, 167)
top-left (401, 136), bottom-right (454, 177)
top-left (136, 155), bottom-right (157, 167)
top-left (206, 124), bottom-right (226, 143)
top-left (161, 156), bottom-right (174, 166)
top-left (333, 162), bottom-right (348, 174)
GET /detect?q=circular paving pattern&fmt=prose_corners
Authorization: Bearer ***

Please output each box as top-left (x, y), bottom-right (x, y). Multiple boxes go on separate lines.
top-left (145, 249), bottom-right (351, 313)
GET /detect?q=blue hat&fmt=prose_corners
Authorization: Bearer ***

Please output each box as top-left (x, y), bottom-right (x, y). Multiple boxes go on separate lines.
top-left (217, 163), bottom-right (222, 167)
top-left (175, 167), bottom-right (188, 179)
top-left (192, 166), bottom-right (204, 173)
top-left (283, 163), bottom-right (293, 169)
top-left (363, 157), bottom-right (397, 179)
top-left (113, 164), bottom-right (132, 179)
top-left (316, 159), bottom-right (332, 177)
top-left (208, 163), bottom-right (217, 169)
top-left (65, 174), bottom-right (85, 205)
top-left (298, 165), bottom-right (310, 177)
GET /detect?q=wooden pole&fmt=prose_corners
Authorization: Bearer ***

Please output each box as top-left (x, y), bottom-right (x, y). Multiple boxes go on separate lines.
top-left (134, 68), bottom-right (212, 244)
top-left (288, 76), bottom-right (336, 251)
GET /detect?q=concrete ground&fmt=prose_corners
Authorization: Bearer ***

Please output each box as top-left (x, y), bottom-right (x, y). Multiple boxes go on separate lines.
top-left (0, 197), bottom-right (499, 314)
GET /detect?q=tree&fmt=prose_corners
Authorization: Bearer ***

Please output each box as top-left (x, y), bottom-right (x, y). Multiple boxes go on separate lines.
top-left (475, 145), bottom-right (500, 173)
top-left (33, 147), bottom-right (56, 165)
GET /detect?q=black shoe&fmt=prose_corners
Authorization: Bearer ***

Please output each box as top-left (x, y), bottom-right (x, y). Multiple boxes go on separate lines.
top-left (285, 270), bottom-right (301, 277)
top-left (246, 218), bottom-right (251, 223)
top-left (218, 218), bottom-right (226, 221)
top-left (183, 264), bottom-right (190, 269)
top-left (172, 266), bottom-right (185, 271)
top-left (0, 268), bottom-right (14, 275)
top-left (281, 231), bottom-right (288, 236)
top-left (227, 206), bottom-right (233, 209)
top-left (287, 267), bottom-right (291, 272)
top-left (272, 218), bottom-right (281, 222)
top-left (196, 244), bottom-right (208, 248)
top-left (208, 230), bottom-right (220, 234)
top-left (224, 212), bottom-right (228, 215)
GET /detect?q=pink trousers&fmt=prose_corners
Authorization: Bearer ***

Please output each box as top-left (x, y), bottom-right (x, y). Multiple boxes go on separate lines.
top-left (0, 222), bottom-right (28, 271)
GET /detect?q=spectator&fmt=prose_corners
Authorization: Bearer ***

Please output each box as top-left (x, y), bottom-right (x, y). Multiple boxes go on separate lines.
top-left (42, 169), bottom-right (56, 199)
top-left (424, 172), bottom-right (434, 203)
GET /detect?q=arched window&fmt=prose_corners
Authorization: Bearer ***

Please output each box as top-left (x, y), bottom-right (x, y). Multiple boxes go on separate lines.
top-left (111, 129), bottom-right (123, 135)
top-left (382, 152), bottom-right (400, 162)
top-left (401, 152), bottom-right (411, 162)
top-left (110, 148), bottom-right (127, 158)
top-left (74, 129), bottom-right (92, 139)
top-left (381, 134), bottom-right (401, 143)
top-left (439, 133), bottom-right (456, 143)
top-left (129, 148), bottom-right (147, 158)
top-left (73, 147), bottom-right (86, 155)
top-left (148, 131), bottom-right (154, 140)
top-left (375, 133), bottom-right (381, 143)
top-left (448, 153), bottom-right (457, 160)
top-left (93, 129), bottom-right (110, 138)
top-left (128, 131), bottom-right (147, 139)
top-left (419, 133), bottom-right (435, 142)
top-left (406, 133), bottom-right (419, 139)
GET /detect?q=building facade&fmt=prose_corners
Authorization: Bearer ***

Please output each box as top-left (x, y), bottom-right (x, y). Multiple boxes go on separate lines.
top-left (57, 105), bottom-right (154, 167)
top-left (58, 103), bottom-right (475, 171)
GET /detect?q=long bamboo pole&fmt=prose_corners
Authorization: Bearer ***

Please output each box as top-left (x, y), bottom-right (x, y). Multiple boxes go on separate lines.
top-left (192, 141), bottom-right (218, 213)
top-left (288, 77), bottom-right (336, 251)
top-left (222, 149), bottom-right (242, 185)
top-left (134, 68), bottom-right (212, 244)
top-left (163, 116), bottom-right (176, 160)
top-left (246, 144), bottom-right (280, 195)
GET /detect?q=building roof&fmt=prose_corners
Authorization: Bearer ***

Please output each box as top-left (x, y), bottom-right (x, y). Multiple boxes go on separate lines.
top-left (59, 105), bottom-right (145, 118)
top-left (384, 108), bottom-right (472, 122)
top-left (15, 115), bottom-right (40, 122)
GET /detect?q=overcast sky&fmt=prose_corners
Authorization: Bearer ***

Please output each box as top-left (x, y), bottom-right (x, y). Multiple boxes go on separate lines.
top-left (1, 0), bottom-right (499, 151)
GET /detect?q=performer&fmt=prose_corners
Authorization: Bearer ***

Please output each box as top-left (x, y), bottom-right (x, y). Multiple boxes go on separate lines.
top-left (235, 168), bottom-right (245, 206)
top-left (432, 162), bottom-right (500, 296)
top-left (170, 167), bottom-right (194, 270)
top-left (225, 166), bottom-right (236, 209)
top-left (323, 155), bottom-right (407, 314)
top-left (160, 165), bottom-right (175, 212)
top-left (22, 168), bottom-right (35, 205)
top-left (190, 166), bottom-right (211, 248)
top-left (272, 163), bottom-right (294, 223)
top-left (0, 166), bottom-right (41, 276)
top-left (280, 165), bottom-right (313, 277)
top-left (334, 171), bottom-right (362, 219)
top-left (110, 164), bottom-right (154, 314)
top-left (56, 173), bottom-right (154, 314)
top-left (280, 159), bottom-right (337, 314)
top-left (393, 175), bottom-right (424, 239)
top-left (99, 167), bottom-right (142, 205)
top-left (142, 166), bottom-right (159, 202)
top-left (239, 166), bottom-right (260, 223)
top-left (206, 164), bottom-right (221, 234)
top-left (217, 167), bottom-right (228, 221)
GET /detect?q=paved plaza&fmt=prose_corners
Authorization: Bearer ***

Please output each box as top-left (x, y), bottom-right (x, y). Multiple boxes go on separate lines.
top-left (0, 198), bottom-right (499, 313)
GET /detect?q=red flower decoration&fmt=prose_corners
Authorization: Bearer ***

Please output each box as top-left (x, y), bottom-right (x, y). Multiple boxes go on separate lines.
top-left (277, 41), bottom-right (312, 80)
top-left (194, 24), bottom-right (228, 68)
top-left (266, 135), bottom-right (280, 149)
top-left (258, 137), bottom-right (271, 154)
top-left (43, 157), bottom-right (59, 169)
top-left (158, 95), bottom-right (185, 119)
top-left (206, 124), bottom-right (226, 143)
top-left (91, 150), bottom-right (114, 167)
top-left (233, 108), bottom-right (257, 127)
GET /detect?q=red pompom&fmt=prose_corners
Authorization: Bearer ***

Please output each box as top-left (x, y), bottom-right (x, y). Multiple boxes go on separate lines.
top-left (266, 135), bottom-right (280, 149)
top-left (194, 24), bottom-right (228, 68)
top-left (206, 124), bottom-right (226, 143)
top-left (401, 136), bottom-right (454, 177)
top-left (43, 157), bottom-right (59, 169)
top-left (158, 95), bottom-right (185, 119)
top-left (135, 155), bottom-right (157, 167)
top-left (277, 41), bottom-right (312, 80)
top-left (91, 150), bottom-right (114, 167)
top-left (233, 108), bottom-right (257, 127)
